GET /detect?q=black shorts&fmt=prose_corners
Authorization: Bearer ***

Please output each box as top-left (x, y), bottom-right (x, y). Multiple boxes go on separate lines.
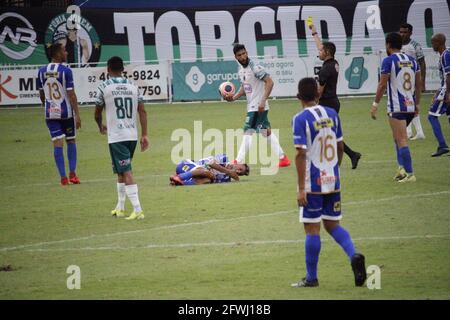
top-left (319, 98), bottom-right (340, 113)
top-left (388, 112), bottom-right (415, 126)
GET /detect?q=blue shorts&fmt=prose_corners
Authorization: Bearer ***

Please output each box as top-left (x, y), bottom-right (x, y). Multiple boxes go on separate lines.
top-left (176, 160), bottom-right (197, 174)
top-left (388, 112), bottom-right (415, 126)
top-left (46, 118), bottom-right (76, 141)
top-left (299, 192), bottom-right (342, 223)
top-left (428, 99), bottom-right (449, 117)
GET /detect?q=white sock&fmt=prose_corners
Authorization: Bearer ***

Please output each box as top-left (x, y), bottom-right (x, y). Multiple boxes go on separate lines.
top-left (412, 116), bottom-right (424, 136)
top-left (236, 134), bottom-right (253, 163)
top-left (125, 184), bottom-right (142, 213)
top-left (267, 133), bottom-right (285, 159)
top-left (406, 123), bottom-right (413, 137)
top-left (116, 183), bottom-right (126, 211)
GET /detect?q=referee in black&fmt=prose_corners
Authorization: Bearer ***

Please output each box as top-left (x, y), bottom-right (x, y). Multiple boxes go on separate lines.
top-left (308, 23), bottom-right (361, 169)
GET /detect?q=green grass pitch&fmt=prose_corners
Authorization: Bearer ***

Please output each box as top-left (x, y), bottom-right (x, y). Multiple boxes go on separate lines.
top-left (0, 94), bottom-right (449, 299)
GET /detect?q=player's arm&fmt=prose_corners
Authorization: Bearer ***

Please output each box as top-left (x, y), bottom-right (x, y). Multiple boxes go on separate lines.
top-left (137, 101), bottom-right (149, 151)
top-left (337, 141), bottom-right (344, 166)
top-left (209, 162), bottom-right (239, 181)
top-left (67, 89), bottom-right (81, 129)
top-left (295, 146), bottom-right (307, 207)
top-left (418, 57), bottom-right (426, 92)
top-left (258, 75), bottom-right (274, 112)
top-left (94, 105), bottom-right (107, 134)
top-left (227, 84), bottom-right (245, 102)
top-left (446, 73), bottom-right (450, 104)
top-left (309, 24), bottom-right (323, 52)
top-left (371, 73), bottom-right (389, 120)
top-left (39, 90), bottom-right (45, 105)
top-left (415, 69), bottom-right (422, 115)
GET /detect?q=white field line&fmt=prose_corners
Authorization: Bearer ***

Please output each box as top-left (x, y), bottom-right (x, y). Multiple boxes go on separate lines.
top-left (0, 190), bottom-right (449, 253)
top-left (20, 234), bottom-right (450, 252)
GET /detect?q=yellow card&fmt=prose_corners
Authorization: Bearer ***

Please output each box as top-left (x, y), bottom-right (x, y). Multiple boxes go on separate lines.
top-left (307, 16), bottom-right (313, 27)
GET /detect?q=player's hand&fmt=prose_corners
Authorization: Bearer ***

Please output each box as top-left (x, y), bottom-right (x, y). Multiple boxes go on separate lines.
top-left (446, 93), bottom-right (450, 105)
top-left (258, 101), bottom-right (265, 113)
top-left (140, 135), bottom-right (149, 152)
top-left (229, 170), bottom-right (240, 181)
top-left (75, 115), bottom-right (81, 129)
top-left (309, 24), bottom-right (317, 33)
top-left (370, 106), bottom-right (377, 120)
top-left (224, 93), bottom-right (235, 102)
top-left (297, 189), bottom-right (307, 207)
top-left (100, 125), bottom-right (107, 135)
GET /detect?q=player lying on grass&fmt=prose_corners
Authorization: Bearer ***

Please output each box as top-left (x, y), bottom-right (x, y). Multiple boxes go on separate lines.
top-left (170, 154), bottom-right (249, 186)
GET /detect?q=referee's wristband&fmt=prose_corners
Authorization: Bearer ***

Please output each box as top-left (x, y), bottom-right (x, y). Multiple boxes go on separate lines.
top-left (312, 32), bottom-right (318, 36)
top-left (372, 102), bottom-right (379, 108)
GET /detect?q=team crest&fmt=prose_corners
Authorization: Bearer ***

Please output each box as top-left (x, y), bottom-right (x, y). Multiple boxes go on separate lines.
top-left (44, 5), bottom-right (101, 67)
top-left (333, 201), bottom-right (341, 212)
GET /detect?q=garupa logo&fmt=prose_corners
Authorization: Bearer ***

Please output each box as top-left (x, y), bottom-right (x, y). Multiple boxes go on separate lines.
top-left (0, 12), bottom-right (37, 60)
top-left (44, 5), bottom-right (101, 68)
top-left (186, 66), bottom-right (206, 93)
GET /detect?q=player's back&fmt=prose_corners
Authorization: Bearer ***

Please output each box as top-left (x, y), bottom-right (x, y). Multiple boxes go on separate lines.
top-left (292, 105), bottom-right (342, 193)
top-left (37, 63), bottom-right (74, 119)
top-left (381, 53), bottom-right (419, 113)
top-left (96, 77), bottom-right (141, 144)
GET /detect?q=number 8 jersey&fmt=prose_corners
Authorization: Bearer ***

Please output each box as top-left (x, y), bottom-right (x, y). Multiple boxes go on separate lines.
top-left (37, 63), bottom-right (74, 119)
top-left (292, 106), bottom-right (343, 194)
top-left (95, 77), bottom-right (143, 144)
top-left (380, 52), bottom-right (420, 114)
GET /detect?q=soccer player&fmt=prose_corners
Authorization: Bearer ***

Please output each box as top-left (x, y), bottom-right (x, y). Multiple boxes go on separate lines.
top-left (309, 23), bottom-right (362, 169)
top-left (225, 44), bottom-right (291, 168)
top-left (370, 32), bottom-right (421, 182)
top-left (94, 56), bottom-right (149, 220)
top-left (400, 23), bottom-right (426, 140)
top-left (427, 33), bottom-right (450, 157)
top-left (170, 154), bottom-right (249, 186)
top-left (291, 77), bottom-right (366, 288)
top-left (37, 43), bottom-right (81, 186)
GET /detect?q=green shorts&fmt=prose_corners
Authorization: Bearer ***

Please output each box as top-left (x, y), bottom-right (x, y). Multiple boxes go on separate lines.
top-left (243, 111), bottom-right (271, 133)
top-left (109, 140), bottom-right (137, 174)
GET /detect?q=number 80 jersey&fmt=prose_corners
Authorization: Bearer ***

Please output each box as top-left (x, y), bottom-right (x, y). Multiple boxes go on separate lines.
top-left (292, 105), bottom-right (343, 194)
top-left (95, 77), bottom-right (143, 144)
top-left (381, 53), bottom-right (420, 114)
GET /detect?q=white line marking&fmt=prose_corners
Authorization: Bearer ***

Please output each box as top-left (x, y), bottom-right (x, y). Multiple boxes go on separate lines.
top-left (1, 190), bottom-right (449, 253)
top-left (20, 234), bottom-right (450, 252)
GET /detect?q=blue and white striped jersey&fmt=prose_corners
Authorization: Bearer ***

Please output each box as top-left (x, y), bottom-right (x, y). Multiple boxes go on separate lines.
top-left (37, 63), bottom-right (74, 119)
top-left (380, 52), bottom-right (420, 113)
top-left (292, 105), bottom-right (343, 194)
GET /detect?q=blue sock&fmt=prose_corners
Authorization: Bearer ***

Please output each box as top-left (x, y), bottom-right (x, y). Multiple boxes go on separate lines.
top-left (428, 115), bottom-right (448, 149)
top-left (178, 171), bottom-right (193, 181)
top-left (399, 146), bottom-right (413, 174)
top-left (395, 143), bottom-right (403, 167)
top-left (54, 146), bottom-right (66, 178)
top-left (330, 225), bottom-right (356, 261)
top-left (67, 143), bottom-right (77, 173)
top-left (183, 179), bottom-right (196, 185)
top-left (305, 234), bottom-right (321, 282)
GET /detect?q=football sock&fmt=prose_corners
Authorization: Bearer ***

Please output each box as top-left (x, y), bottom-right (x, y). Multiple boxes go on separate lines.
top-left (178, 171), bottom-right (193, 181)
top-left (406, 123), bottom-right (413, 137)
top-left (344, 143), bottom-right (355, 158)
top-left (412, 116), bottom-right (424, 136)
top-left (395, 143), bottom-right (403, 167)
top-left (54, 146), bottom-right (66, 178)
top-left (67, 143), bottom-right (77, 173)
top-left (125, 184), bottom-right (142, 213)
top-left (399, 146), bottom-right (413, 174)
top-left (330, 225), bottom-right (356, 260)
top-left (428, 115), bottom-right (448, 149)
top-left (116, 182), bottom-right (126, 211)
top-left (305, 234), bottom-right (321, 282)
top-left (236, 134), bottom-right (253, 163)
top-left (267, 133), bottom-right (285, 158)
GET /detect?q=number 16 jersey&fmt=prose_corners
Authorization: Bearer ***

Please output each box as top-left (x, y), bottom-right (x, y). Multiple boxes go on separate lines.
top-left (95, 77), bottom-right (143, 144)
top-left (292, 105), bottom-right (343, 194)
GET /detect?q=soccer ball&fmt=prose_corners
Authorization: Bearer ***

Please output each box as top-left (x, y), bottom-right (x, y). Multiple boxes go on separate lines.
top-left (219, 81), bottom-right (235, 98)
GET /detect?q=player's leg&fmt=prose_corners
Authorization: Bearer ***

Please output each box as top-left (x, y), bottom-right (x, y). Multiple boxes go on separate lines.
top-left (428, 100), bottom-right (449, 156)
top-left (410, 114), bottom-right (425, 140)
top-left (111, 173), bottom-right (127, 217)
top-left (406, 121), bottom-right (414, 139)
top-left (260, 111), bottom-right (290, 167)
top-left (292, 194), bottom-right (321, 288)
top-left (235, 112), bottom-right (256, 163)
top-left (322, 193), bottom-right (366, 286)
top-left (389, 115), bottom-right (415, 182)
top-left (46, 119), bottom-right (68, 185)
top-left (63, 118), bottom-right (80, 184)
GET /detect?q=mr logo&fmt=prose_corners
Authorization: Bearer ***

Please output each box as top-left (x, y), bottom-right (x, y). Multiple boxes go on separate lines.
top-left (366, 265), bottom-right (381, 290)
top-left (66, 265), bottom-right (81, 290)
top-left (0, 12), bottom-right (37, 60)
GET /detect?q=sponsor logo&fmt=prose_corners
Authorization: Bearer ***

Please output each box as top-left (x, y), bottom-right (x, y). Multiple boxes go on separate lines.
top-left (186, 66), bottom-right (206, 93)
top-left (45, 5), bottom-right (101, 67)
top-left (119, 158), bottom-right (131, 166)
top-left (0, 74), bottom-right (18, 102)
top-left (0, 12), bottom-right (37, 60)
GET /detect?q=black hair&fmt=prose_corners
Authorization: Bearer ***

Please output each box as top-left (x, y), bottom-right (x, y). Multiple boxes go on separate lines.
top-left (386, 32), bottom-right (403, 50)
top-left (107, 56), bottom-right (124, 72)
top-left (243, 164), bottom-right (250, 176)
top-left (322, 42), bottom-right (336, 57)
top-left (400, 23), bottom-right (413, 32)
top-left (297, 77), bottom-right (319, 102)
top-left (50, 42), bottom-right (64, 59)
top-left (233, 43), bottom-right (246, 55)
